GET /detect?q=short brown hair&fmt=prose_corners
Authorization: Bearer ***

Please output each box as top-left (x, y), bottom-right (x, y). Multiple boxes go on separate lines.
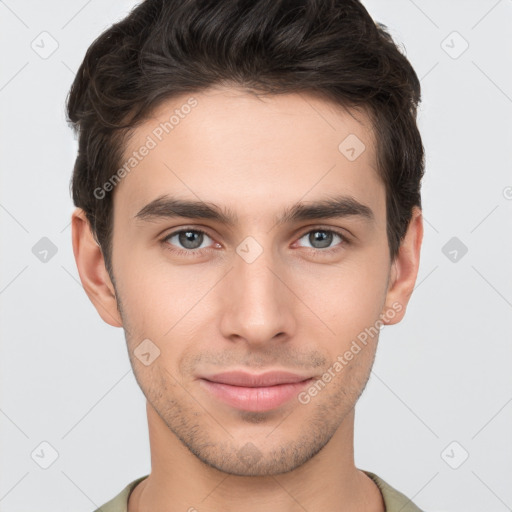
top-left (66, 0), bottom-right (425, 278)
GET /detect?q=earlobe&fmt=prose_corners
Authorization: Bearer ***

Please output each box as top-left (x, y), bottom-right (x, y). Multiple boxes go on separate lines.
top-left (381, 206), bottom-right (423, 326)
top-left (71, 208), bottom-right (123, 328)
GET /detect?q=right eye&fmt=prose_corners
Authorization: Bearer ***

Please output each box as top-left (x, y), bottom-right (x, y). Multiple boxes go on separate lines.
top-left (161, 229), bottom-right (216, 254)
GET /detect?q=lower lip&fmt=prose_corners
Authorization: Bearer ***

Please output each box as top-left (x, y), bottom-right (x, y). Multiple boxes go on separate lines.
top-left (199, 378), bottom-right (313, 412)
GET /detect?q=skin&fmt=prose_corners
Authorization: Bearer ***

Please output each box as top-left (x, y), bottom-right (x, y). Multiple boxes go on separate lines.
top-left (71, 86), bottom-right (423, 512)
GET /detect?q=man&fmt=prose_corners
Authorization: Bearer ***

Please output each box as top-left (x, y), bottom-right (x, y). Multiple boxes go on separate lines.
top-left (67, 0), bottom-right (425, 510)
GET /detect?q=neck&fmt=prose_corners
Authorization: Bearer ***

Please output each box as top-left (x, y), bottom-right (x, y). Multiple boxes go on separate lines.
top-left (128, 402), bottom-right (385, 512)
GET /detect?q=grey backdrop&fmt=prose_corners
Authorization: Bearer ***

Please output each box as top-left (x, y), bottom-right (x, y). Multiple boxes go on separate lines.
top-left (1, 1), bottom-right (511, 511)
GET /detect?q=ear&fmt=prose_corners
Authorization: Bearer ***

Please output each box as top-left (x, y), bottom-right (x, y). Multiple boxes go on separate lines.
top-left (381, 206), bottom-right (423, 325)
top-left (71, 207), bottom-right (123, 328)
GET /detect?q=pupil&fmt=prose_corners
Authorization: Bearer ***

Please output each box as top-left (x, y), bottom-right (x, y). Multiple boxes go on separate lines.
top-left (310, 230), bottom-right (332, 249)
top-left (179, 231), bottom-right (202, 249)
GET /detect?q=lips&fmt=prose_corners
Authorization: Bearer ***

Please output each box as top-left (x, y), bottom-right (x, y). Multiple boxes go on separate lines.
top-left (200, 371), bottom-right (312, 387)
top-left (198, 371), bottom-right (314, 412)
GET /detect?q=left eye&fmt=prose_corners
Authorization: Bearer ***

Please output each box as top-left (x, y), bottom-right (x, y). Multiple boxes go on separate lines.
top-left (296, 229), bottom-right (345, 250)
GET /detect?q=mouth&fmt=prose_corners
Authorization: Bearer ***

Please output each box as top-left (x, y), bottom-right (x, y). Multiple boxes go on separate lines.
top-left (198, 371), bottom-right (315, 412)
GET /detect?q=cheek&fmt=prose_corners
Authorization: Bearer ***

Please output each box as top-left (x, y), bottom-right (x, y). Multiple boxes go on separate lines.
top-left (114, 253), bottom-right (195, 332)
top-left (114, 259), bottom-right (221, 377)
top-left (291, 255), bottom-right (389, 340)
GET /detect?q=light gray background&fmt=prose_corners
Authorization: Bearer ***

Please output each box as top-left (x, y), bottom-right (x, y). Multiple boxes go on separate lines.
top-left (1, 1), bottom-right (511, 511)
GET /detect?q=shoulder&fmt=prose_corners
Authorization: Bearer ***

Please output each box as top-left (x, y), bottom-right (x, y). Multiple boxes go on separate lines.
top-left (362, 470), bottom-right (424, 512)
top-left (92, 475), bottom-right (149, 512)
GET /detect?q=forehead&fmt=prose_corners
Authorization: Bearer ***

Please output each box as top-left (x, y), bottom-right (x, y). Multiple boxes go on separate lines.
top-left (113, 86), bottom-right (384, 222)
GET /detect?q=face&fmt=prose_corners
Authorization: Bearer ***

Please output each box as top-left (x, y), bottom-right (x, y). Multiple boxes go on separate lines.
top-left (85, 87), bottom-right (409, 476)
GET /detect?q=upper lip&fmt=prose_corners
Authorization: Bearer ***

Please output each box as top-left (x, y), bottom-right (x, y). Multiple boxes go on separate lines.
top-left (200, 371), bottom-right (313, 387)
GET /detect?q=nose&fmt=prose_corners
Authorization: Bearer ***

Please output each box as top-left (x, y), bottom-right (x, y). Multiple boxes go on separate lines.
top-left (218, 242), bottom-right (296, 347)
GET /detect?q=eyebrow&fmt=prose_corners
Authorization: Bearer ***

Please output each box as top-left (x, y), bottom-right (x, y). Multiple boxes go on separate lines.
top-left (133, 194), bottom-right (375, 226)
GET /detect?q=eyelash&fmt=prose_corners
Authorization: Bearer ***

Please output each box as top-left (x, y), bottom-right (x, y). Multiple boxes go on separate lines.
top-left (160, 227), bottom-right (350, 258)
